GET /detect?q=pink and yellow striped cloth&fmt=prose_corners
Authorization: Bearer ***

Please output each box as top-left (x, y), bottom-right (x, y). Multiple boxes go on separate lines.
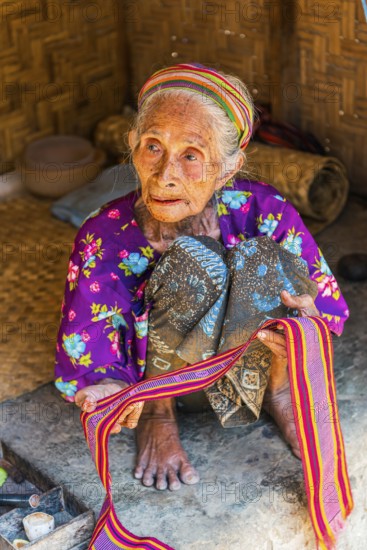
top-left (137, 62), bottom-right (253, 151)
top-left (81, 317), bottom-right (353, 550)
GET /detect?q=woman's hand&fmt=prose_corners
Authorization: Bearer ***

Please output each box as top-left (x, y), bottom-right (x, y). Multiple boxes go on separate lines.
top-left (280, 289), bottom-right (319, 318)
top-left (256, 290), bottom-right (319, 389)
top-left (75, 380), bottom-right (144, 433)
top-left (111, 401), bottom-right (145, 433)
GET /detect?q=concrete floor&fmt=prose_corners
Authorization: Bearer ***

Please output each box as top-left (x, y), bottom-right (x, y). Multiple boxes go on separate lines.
top-left (1, 196), bottom-right (367, 549)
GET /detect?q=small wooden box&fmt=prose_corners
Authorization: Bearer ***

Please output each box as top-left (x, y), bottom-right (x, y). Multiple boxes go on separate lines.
top-left (0, 486), bottom-right (94, 549)
top-left (0, 443), bottom-right (94, 550)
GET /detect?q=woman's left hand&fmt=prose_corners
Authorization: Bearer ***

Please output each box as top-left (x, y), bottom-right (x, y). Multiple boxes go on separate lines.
top-left (280, 289), bottom-right (319, 318)
top-left (257, 290), bottom-right (319, 373)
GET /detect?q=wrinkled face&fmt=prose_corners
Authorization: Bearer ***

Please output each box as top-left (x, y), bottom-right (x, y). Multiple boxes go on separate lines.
top-left (129, 96), bottom-right (233, 223)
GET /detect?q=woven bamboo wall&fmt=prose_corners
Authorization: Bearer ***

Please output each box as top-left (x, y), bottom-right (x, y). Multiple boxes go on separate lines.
top-left (1, 1), bottom-right (365, 192)
top-left (280, 0), bottom-right (367, 196)
top-left (0, 0), bottom-right (127, 173)
top-left (124, 0), bottom-right (283, 111)
top-left (125, 0), bottom-right (367, 195)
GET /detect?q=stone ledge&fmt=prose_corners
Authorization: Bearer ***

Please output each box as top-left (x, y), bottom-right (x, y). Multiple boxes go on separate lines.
top-left (0, 382), bottom-right (362, 549)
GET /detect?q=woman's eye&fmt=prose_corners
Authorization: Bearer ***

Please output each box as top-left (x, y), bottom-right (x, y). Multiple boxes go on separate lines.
top-left (185, 153), bottom-right (197, 161)
top-left (147, 143), bottom-right (159, 153)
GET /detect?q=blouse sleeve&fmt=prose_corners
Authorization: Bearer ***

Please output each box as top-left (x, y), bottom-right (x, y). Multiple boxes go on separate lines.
top-left (54, 213), bottom-right (147, 401)
top-left (274, 202), bottom-right (349, 336)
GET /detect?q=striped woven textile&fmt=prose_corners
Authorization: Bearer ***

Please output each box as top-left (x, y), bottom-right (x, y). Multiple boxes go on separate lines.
top-left (81, 317), bottom-right (353, 550)
top-left (137, 63), bottom-right (253, 151)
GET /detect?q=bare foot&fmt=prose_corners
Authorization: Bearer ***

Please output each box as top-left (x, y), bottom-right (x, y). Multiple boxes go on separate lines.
top-left (75, 378), bottom-right (144, 432)
top-left (263, 382), bottom-right (301, 459)
top-left (134, 398), bottom-right (200, 491)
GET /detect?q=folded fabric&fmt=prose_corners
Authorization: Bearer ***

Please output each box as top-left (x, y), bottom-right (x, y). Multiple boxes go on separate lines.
top-left (51, 164), bottom-right (139, 227)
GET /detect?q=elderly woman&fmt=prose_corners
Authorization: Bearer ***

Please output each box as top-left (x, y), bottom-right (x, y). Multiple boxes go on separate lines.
top-left (55, 63), bottom-right (348, 492)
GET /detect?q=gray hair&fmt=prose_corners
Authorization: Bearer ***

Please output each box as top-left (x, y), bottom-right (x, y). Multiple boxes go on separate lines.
top-left (128, 69), bottom-right (258, 180)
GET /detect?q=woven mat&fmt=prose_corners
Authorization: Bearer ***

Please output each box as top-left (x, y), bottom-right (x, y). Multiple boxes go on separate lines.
top-left (245, 143), bottom-right (350, 234)
top-left (0, 193), bottom-right (77, 402)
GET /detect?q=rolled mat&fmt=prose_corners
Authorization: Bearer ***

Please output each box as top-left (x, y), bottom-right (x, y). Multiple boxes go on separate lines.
top-left (81, 317), bottom-right (353, 550)
top-left (245, 143), bottom-right (349, 234)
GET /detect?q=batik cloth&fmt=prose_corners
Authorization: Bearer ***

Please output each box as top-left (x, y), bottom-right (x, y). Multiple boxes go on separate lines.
top-left (144, 234), bottom-right (317, 426)
top-left (54, 178), bottom-right (349, 401)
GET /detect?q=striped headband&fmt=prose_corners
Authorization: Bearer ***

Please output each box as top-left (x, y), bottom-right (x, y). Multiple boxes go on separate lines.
top-left (138, 62), bottom-right (254, 151)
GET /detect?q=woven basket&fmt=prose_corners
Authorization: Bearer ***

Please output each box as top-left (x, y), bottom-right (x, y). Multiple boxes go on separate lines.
top-left (94, 109), bottom-right (136, 158)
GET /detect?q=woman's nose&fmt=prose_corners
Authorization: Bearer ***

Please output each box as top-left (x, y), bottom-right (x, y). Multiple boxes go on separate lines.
top-left (156, 157), bottom-right (178, 188)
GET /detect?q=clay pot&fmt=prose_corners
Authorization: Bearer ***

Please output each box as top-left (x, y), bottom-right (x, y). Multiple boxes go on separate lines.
top-left (24, 135), bottom-right (95, 168)
top-left (18, 135), bottom-right (106, 198)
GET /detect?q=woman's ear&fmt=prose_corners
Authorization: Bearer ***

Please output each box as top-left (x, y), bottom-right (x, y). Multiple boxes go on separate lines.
top-left (128, 129), bottom-right (137, 151)
top-left (214, 155), bottom-right (244, 191)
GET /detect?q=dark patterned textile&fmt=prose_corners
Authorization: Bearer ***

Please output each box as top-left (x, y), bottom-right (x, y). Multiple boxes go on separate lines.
top-left (144, 235), bottom-right (317, 427)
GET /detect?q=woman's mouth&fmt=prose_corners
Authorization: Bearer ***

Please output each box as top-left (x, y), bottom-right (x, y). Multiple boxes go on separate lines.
top-left (150, 196), bottom-right (185, 206)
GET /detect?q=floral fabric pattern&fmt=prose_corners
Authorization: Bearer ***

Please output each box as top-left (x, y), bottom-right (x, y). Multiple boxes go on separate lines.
top-left (215, 179), bottom-right (348, 334)
top-left (55, 179), bottom-right (349, 400)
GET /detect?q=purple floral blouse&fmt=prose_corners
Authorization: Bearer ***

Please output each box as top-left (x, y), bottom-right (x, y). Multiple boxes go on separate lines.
top-left (55, 179), bottom-right (349, 401)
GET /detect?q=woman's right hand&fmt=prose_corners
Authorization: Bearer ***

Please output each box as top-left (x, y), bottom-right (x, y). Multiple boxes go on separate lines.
top-left (75, 381), bottom-right (144, 433)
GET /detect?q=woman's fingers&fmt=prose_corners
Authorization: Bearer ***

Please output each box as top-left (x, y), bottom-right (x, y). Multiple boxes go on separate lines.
top-left (257, 330), bottom-right (287, 358)
top-left (111, 423), bottom-right (122, 434)
top-left (75, 382), bottom-right (125, 411)
top-left (115, 401), bottom-right (144, 430)
top-left (280, 290), bottom-right (319, 317)
top-left (75, 388), bottom-right (99, 411)
top-left (256, 290), bottom-right (319, 364)
top-left (106, 402), bottom-right (145, 434)
top-left (75, 386), bottom-right (144, 431)
top-left (81, 399), bottom-right (97, 413)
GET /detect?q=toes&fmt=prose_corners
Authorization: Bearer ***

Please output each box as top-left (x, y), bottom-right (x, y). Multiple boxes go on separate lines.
top-left (134, 442), bottom-right (150, 480)
top-left (284, 426), bottom-right (301, 459)
top-left (142, 467), bottom-right (156, 487)
top-left (134, 464), bottom-right (144, 480)
top-left (180, 463), bottom-right (200, 485)
top-left (134, 445), bottom-right (151, 481)
top-left (156, 469), bottom-right (168, 491)
top-left (134, 453), bottom-right (148, 480)
top-left (167, 467), bottom-right (181, 491)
